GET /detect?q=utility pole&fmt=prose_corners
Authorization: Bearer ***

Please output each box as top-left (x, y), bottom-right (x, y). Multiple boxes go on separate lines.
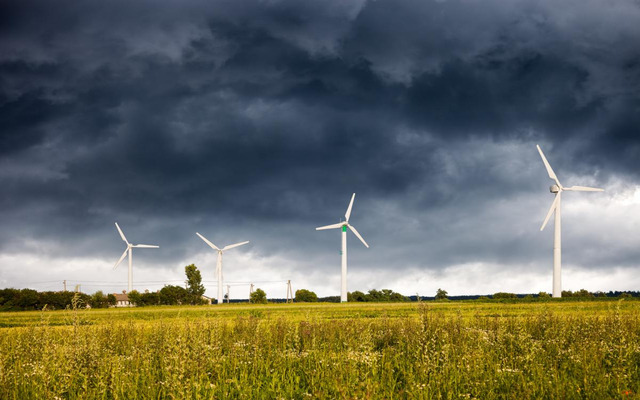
top-left (286, 280), bottom-right (293, 303)
top-left (63, 280), bottom-right (67, 292)
top-left (226, 285), bottom-right (230, 304)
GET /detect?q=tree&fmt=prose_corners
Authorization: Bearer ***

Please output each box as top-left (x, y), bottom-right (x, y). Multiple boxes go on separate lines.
top-left (493, 292), bottom-right (517, 299)
top-left (388, 290), bottom-right (409, 302)
top-left (435, 288), bottom-right (448, 301)
top-left (90, 291), bottom-right (110, 308)
top-left (18, 289), bottom-right (39, 309)
top-left (127, 290), bottom-right (142, 306)
top-left (140, 291), bottom-right (160, 306)
top-left (295, 289), bottom-right (318, 302)
top-left (250, 288), bottom-right (267, 304)
top-left (184, 264), bottom-right (205, 304)
top-left (107, 294), bottom-right (117, 306)
top-left (160, 285), bottom-right (190, 305)
top-left (574, 289), bottom-right (593, 298)
top-left (348, 289), bottom-right (408, 302)
top-left (348, 290), bottom-right (367, 302)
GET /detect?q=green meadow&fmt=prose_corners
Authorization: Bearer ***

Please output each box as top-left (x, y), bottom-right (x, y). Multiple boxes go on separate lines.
top-left (1, 300), bottom-right (639, 399)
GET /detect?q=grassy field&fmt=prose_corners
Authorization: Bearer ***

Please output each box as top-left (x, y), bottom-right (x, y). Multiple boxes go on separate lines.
top-left (1, 300), bottom-right (639, 399)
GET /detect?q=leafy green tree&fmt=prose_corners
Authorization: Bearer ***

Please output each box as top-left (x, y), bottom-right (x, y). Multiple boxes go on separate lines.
top-left (184, 264), bottom-right (206, 304)
top-left (18, 289), bottom-right (39, 309)
top-left (107, 294), bottom-right (117, 306)
top-left (348, 290), bottom-right (367, 302)
top-left (348, 289), bottom-right (408, 302)
top-left (387, 290), bottom-right (409, 302)
top-left (295, 289), bottom-right (318, 302)
top-left (538, 292), bottom-right (551, 299)
top-left (493, 292), bottom-right (517, 299)
top-left (160, 285), bottom-right (190, 305)
top-left (435, 288), bottom-right (448, 301)
top-left (574, 289), bottom-right (594, 298)
top-left (127, 290), bottom-right (142, 306)
top-left (250, 288), bottom-right (267, 304)
top-left (140, 291), bottom-right (161, 306)
top-left (90, 291), bottom-right (110, 308)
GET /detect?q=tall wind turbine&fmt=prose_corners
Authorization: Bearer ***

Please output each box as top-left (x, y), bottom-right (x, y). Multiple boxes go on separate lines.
top-left (536, 145), bottom-right (603, 298)
top-left (196, 232), bottom-right (249, 304)
top-left (113, 222), bottom-right (159, 293)
top-left (316, 193), bottom-right (369, 302)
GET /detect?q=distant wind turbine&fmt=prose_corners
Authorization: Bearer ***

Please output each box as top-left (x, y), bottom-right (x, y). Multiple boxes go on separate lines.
top-left (536, 145), bottom-right (604, 298)
top-left (113, 222), bottom-right (159, 293)
top-left (196, 232), bottom-right (249, 304)
top-left (316, 193), bottom-right (369, 302)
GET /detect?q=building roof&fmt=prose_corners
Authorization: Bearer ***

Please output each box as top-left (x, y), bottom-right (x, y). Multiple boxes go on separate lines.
top-left (114, 293), bottom-right (129, 302)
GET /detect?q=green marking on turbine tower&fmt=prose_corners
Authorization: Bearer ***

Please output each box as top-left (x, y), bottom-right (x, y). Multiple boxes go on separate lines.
top-left (342, 226), bottom-right (347, 232)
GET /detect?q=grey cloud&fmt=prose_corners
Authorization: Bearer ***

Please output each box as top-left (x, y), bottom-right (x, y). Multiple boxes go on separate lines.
top-left (1, 0), bottom-right (639, 293)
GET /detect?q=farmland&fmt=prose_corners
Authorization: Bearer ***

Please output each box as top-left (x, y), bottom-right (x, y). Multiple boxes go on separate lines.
top-left (1, 300), bottom-right (640, 399)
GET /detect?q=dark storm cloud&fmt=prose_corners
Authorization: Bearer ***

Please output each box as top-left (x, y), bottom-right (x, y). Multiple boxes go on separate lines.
top-left (1, 0), bottom-right (639, 288)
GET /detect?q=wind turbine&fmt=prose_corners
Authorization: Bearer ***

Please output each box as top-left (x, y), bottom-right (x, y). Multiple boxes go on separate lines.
top-left (196, 232), bottom-right (249, 304)
top-left (536, 145), bottom-right (603, 298)
top-left (113, 222), bottom-right (159, 293)
top-left (316, 193), bottom-right (369, 302)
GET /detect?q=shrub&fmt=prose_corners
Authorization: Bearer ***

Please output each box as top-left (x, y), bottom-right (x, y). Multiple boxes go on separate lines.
top-left (294, 289), bottom-right (318, 302)
top-left (250, 288), bottom-right (267, 304)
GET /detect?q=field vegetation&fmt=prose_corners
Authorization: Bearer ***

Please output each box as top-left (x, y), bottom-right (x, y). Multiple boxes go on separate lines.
top-left (1, 299), bottom-right (639, 399)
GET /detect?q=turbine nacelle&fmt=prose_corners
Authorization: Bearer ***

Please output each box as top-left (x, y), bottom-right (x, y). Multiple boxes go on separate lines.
top-left (550, 185), bottom-right (561, 193)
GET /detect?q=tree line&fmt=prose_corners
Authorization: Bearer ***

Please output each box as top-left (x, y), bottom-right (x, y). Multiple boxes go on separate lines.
top-left (2, 271), bottom-right (637, 311)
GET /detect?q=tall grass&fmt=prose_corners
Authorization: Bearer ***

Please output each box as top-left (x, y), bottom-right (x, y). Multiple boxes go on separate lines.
top-left (1, 301), bottom-right (639, 399)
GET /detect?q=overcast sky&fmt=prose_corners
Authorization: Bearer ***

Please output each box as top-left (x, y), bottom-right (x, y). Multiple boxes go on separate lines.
top-left (1, 0), bottom-right (639, 299)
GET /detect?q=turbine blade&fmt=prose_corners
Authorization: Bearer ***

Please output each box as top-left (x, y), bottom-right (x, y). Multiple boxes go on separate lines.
top-left (222, 241), bottom-right (249, 251)
top-left (345, 193), bottom-right (356, 222)
top-left (348, 224), bottom-right (369, 248)
top-left (113, 248), bottom-right (128, 269)
top-left (133, 244), bottom-right (159, 248)
top-left (115, 222), bottom-right (128, 244)
top-left (315, 223), bottom-right (343, 231)
top-left (196, 232), bottom-right (220, 251)
top-left (563, 186), bottom-right (604, 192)
top-left (540, 193), bottom-right (560, 231)
top-left (536, 145), bottom-right (562, 188)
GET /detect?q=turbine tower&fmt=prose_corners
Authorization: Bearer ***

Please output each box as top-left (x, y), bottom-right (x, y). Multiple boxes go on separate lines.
top-left (113, 222), bottom-right (159, 293)
top-left (196, 232), bottom-right (249, 304)
top-left (316, 193), bottom-right (369, 302)
top-left (536, 145), bottom-right (603, 298)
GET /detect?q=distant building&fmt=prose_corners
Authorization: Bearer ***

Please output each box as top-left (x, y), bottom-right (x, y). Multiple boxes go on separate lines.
top-left (113, 291), bottom-right (132, 307)
top-left (201, 295), bottom-right (213, 305)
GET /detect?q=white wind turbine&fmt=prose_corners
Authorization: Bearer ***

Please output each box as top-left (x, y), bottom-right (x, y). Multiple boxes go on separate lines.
top-left (316, 193), bottom-right (369, 302)
top-left (113, 222), bottom-right (159, 293)
top-left (196, 232), bottom-right (249, 304)
top-left (536, 145), bottom-right (603, 298)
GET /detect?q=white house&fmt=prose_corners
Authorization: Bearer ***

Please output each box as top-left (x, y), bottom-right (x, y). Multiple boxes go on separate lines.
top-left (113, 291), bottom-right (132, 307)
